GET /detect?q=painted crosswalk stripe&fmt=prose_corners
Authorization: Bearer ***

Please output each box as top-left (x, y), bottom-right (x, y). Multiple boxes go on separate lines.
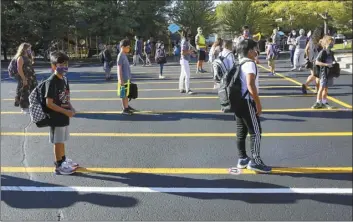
top-left (1, 186), bottom-right (351, 194)
top-left (1, 132), bottom-right (351, 137)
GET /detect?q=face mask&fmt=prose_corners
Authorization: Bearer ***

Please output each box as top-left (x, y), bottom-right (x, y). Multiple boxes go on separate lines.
top-left (328, 43), bottom-right (334, 49)
top-left (27, 49), bottom-right (31, 55)
top-left (292, 32), bottom-right (296, 36)
top-left (56, 66), bottom-right (68, 75)
top-left (243, 31), bottom-right (249, 36)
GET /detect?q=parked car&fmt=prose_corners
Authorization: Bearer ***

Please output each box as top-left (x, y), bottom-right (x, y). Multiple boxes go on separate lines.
top-left (334, 34), bottom-right (346, 44)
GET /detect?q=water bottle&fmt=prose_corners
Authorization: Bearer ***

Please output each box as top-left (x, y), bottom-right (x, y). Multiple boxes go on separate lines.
top-left (120, 85), bottom-right (126, 98)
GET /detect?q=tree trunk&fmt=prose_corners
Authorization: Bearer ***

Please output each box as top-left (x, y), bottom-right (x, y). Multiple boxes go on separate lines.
top-left (324, 20), bottom-right (327, 35)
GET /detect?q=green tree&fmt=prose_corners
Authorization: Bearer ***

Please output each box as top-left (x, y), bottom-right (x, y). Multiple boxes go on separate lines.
top-left (216, 1), bottom-right (275, 38)
top-left (171, 0), bottom-right (217, 38)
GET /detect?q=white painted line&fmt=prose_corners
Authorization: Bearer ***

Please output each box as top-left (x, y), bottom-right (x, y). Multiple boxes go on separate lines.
top-left (1, 186), bottom-right (352, 194)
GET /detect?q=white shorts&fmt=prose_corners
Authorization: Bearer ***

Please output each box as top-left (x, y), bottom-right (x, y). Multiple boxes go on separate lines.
top-left (49, 126), bottom-right (69, 144)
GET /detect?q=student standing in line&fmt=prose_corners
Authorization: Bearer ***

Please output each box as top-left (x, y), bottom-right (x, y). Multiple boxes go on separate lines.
top-left (292, 29), bottom-right (307, 71)
top-left (234, 39), bottom-right (271, 173)
top-left (287, 30), bottom-right (297, 67)
top-left (266, 37), bottom-right (279, 76)
top-left (117, 39), bottom-right (136, 115)
top-left (102, 44), bottom-right (114, 81)
top-left (155, 41), bottom-right (167, 79)
top-left (312, 35), bottom-right (336, 109)
top-left (13, 43), bottom-right (38, 114)
top-left (179, 30), bottom-right (195, 95)
top-left (209, 38), bottom-right (223, 89)
top-left (45, 51), bottom-right (78, 175)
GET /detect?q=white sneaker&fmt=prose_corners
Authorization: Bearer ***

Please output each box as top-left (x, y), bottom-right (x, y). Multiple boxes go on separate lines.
top-left (21, 108), bottom-right (29, 114)
top-left (159, 75), bottom-right (165, 79)
top-left (55, 162), bottom-right (77, 175)
top-left (64, 158), bottom-right (79, 168)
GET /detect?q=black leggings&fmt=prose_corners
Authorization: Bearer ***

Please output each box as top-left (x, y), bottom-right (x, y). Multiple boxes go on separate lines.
top-left (235, 99), bottom-right (263, 165)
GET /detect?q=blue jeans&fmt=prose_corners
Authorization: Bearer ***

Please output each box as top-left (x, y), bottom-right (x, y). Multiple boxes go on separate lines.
top-left (159, 63), bottom-right (164, 75)
top-left (290, 49), bottom-right (295, 66)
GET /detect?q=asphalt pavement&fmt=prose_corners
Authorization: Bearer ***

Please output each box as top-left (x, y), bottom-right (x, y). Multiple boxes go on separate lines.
top-left (1, 56), bottom-right (352, 221)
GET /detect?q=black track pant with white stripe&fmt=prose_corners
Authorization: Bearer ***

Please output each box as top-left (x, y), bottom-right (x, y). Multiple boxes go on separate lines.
top-left (235, 99), bottom-right (263, 165)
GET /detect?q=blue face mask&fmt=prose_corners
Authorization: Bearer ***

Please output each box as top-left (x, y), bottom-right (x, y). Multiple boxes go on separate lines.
top-left (56, 66), bottom-right (68, 75)
top-left (27, 50), bottom-right (31, 55)
top-left (328, 43), bottom-right (334, 49)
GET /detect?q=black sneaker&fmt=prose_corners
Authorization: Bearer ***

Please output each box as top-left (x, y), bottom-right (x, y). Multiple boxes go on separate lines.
top-left (247, 160), bottom-right (272, 173)
top-left (301, 84), bottom-right (307, 94)
top-left (14, 101), bottom-right (19, 107)
top-left (180, 89), bottom-right (186, 93)
top-left (122, 108), bottom-right (133, 115)
top-left (128, 106), bottom-right (138, 112)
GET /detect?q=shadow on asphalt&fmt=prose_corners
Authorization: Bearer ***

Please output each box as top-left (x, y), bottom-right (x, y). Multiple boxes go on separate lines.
top-left (1, 175), bottom-right (138, 209)
top-left (70, 171), bottom-right (352, 206)
top-left (74, 113), bottom-right (306, 122)
top-left (265, 111), bottom-right (353, 120)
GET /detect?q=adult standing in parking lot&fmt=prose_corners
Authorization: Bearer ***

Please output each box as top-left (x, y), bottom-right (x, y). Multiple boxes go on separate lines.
top-left (195, 27), bottom-right (207, 73)
top-left (292, 29), bottom-right (307, 71)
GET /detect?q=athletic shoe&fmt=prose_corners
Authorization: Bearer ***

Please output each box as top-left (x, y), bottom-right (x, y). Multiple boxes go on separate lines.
top-left (247, 160), bottom-right (272, 173)
top-left (237, 157), bottom-right (250, 169)
top-left (55, 162), bottom-right (77, 175)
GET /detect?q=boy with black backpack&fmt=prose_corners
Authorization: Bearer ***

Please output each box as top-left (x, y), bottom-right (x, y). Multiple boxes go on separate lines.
top-left (44, 51), bottom-right (79, 175)
top-left (219, 39), bottom-right (271, 173)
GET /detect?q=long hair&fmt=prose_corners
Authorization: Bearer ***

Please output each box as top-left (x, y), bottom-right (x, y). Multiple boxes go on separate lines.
top-left (212, 37), bottom-right (222, 48)
top-left (320, 35), bottom-right (334, 48)
top-left (311, 28), bottom-right (324, 45)
top-left (14, 43), bottom-right (31, 60)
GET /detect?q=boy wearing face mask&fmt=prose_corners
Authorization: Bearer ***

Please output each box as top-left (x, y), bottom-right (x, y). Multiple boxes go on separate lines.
top-left (45, 51), bottom-right (78, 175)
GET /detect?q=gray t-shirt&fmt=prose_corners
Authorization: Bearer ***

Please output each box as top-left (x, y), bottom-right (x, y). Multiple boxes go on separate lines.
top-left (180, 38), bottom-right (190, 61)
top-left (117, 52), bottom-right (131, 82)
top-left (296, 36), bottom-right (307, 49)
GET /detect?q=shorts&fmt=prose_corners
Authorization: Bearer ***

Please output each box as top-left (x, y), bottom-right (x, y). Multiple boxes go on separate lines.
top-left (49, 126), bottom-right (69, 144)
top-left (267, 58), bottom-right (275, 68)
top-left (320, 76), bottom-right (334, 88)
top-left (198, 50), bottom-right (206, 61)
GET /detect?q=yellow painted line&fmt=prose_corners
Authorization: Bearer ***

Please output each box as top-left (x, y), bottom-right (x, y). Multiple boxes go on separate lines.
top-left (1, 132), bottom-right (351, 137)
top-left (68, 79), bottom-right (287, 83)
top-left (69, 85), bottom-right (301, 93)
top-left (69, 79), bottom-right (285, 86)
top-left (2, 108), bottom-right (351, 115)
top-left (1, 167), bottom-right (352, 174)
top-left (1, 95), bottom-right (315, 101)
top-left (258, 64), bottom-right (353, 109)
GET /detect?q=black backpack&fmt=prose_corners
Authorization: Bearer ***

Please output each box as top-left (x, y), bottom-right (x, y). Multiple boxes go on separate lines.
top-left (218, 59), bottom-right (257, 113)
top-left (212, 52), bottom-right (233, 83)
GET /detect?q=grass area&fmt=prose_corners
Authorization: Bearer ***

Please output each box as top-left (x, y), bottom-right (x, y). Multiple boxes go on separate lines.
top-left (333, 42), bottom-right (352, 51)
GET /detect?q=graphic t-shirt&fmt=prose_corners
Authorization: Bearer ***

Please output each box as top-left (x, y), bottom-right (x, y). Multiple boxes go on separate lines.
top-left (44, 74), bottom-right (70, 127)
